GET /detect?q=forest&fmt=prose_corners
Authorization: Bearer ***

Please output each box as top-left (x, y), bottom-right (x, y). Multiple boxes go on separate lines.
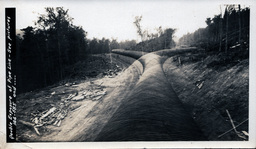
top-left (16, 7), bottom-right (119, 93)
top-left (178, 5), bottom-right (249, 53)
top-left (16, 5), bottom-right (249, 94)
top-left (16, 7), bottom-right (87, 93)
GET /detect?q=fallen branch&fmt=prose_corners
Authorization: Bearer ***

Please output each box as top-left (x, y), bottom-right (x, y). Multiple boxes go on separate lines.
top-left (72, 94), bottom-right (85, 101)
top-left (20, 120), bottom-right (34, 127)
top-left (20, 120), bottom-right (41, 135)
top-left (57, 120), bottom-right (62, 127)
top-left (218, 113), bottom-right (248, 138)
top-left (226, 109), bottom-right (238, 133)
top-left (33, 127), bottom-right (40, 135)
top-left (66, 92), bottom-right (78, 100)
top-left (197, 81), bottom-right (204, 89)
top-left (225, 110), bottom-right (247, 139)
top-left (242, 131), bottom-right (249, 136)
top-left (72, 104), bottom-right (87, 112)
top-left (39, 107), bottom-right (56, 120)
top-left (226, 109), bottom-right (247, 139)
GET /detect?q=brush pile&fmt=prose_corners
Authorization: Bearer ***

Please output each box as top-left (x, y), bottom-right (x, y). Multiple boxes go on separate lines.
top-left (19, 80), bottom-right (107, 136)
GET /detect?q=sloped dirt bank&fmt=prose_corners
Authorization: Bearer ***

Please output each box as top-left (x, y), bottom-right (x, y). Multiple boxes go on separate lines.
top-left (163, 54), bottom-right (249, 141)
top-left (16, 54), bottom-right (143, 141)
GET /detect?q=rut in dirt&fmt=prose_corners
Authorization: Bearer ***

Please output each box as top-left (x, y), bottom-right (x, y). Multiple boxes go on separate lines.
top-left (95, 53), bottom-right (206, 141)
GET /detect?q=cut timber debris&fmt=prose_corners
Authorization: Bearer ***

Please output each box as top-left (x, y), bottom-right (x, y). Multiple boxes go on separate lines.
top-left (57, 120), bottom-right (62, 127)
top-left (27, 104), bottom-right (69, 135)
top-left (64, 83), bottom-right (73, 87)
top-left (83, 90), bottom-right (92, 96)
top-left (226, 109), bottom-right (237, 133)
top-left (53, 120), bottom-right (62, 127)
top-left (24, 76), bottom-right (108, 136)
top-left (40, 107), bottom-right (57, 120)
top-left (220, 109), bottom-right (248, 140)
top-left (66, 92), bottom-right (78, 100)
top-left (33, 127), bottom-right (40, 135)
top-left (84, 89), bottom-right (107, 101)
top-left (20, 120), bottom-right (34, 127)
top-left (20, 120), bottom-right (41, 135)
top-left (242, 131), bottom-right (249, 136)
top-left (71, 95), bottom-right (85, 101)
top-left (218, 118), bottom-right (248, 138)
top-left (92, 96), bottom-right (102, 101)
top-left (195, 80), bottom-right (204, 89)
top-left (104, 68), bottom-right (120, 78)
top-left (80, 82), bottom-right (107, 101)
top-left (51, 91), bottom-right (56, 95)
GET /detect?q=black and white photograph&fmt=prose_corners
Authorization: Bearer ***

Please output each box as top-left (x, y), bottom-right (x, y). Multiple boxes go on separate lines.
top-left (1, 0), bottom-right (256, 148)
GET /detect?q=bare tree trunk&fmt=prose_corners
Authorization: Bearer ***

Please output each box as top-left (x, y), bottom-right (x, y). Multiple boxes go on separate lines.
top-left (57, 34), bottom-right (63, 80)
top-left (41, 54), bottom-right (47, 86)
top-left (219, 20), bottom-right (222, 52)
top-left (46, 39), bottom-right (53, 83)
top-left (225, 11), bottom-right (228, 53)
top-left (238, 4), bottom-right (242, 50)
top-left (36, 38), bottom-right (47, 86)
top-left (219, 6), bottom-right (223, 52)
top-left (45, 40), bottom-right (50, 84)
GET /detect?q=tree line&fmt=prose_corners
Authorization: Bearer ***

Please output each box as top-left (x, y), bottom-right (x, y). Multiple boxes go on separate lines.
top-left (16, 7), bottom-right (117, 93)
top-left (178, 5), bottom-right (249, 53)
top-left (130, 16), bottom-right (176, 52)
top-left (87, 38), bottom-right (137, 54)
top-left (17, 5), bottom-right (246, 93)
top-left (16, 7), bottom-right (177, 94)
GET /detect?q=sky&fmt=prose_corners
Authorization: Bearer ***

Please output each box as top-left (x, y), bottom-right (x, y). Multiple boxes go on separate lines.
top-left (11, 1), bottom-right (247, 42)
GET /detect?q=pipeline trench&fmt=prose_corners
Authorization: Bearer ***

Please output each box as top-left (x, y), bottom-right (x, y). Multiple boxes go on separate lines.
top-left (95, 53), bottom-right (206, 141)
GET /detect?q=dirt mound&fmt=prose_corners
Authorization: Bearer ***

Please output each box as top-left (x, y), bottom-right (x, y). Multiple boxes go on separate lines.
top-left (163, 53), bottom-right (249, 141)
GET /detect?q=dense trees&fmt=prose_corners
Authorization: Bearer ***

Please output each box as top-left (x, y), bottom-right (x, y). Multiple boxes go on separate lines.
top-left (17, 6), bottom-right (249, 94)
top-left (178, 5), bottom-right (249, 53)
top-left (17, 7), bottom-right (128, 93)
top-left (119, 40), bottom-right (137, 50)
top-left (17, 7), bottom-right (89, 93)
top-left (131, 27), bottom-right (176, 52)
top-left (132, 16), bottom-right (176, 52)
top-left (88, 38), bottom-right (111, 54)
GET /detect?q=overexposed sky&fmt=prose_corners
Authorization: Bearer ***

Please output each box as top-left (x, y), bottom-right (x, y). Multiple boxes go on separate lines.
top-left (11, 1), bottom-right (247, 41)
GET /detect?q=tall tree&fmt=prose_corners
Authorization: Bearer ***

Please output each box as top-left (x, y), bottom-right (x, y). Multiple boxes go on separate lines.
top-left (238, 4), bottom-right (242, 51)
top-left (225, 6), bottom-right (229, 53)
top-left (219, 5), bottom-right (223, 52)
top-left (178, 5), bottom-right (249, 54)
top-left (133, 16), bottom-right (144, 42)
top-left (17, 7), bottom-right (89, 93)
top-left (36, 7), bottom-right (73, 79)
top-left (163, 28), bottom-right (175, 49)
